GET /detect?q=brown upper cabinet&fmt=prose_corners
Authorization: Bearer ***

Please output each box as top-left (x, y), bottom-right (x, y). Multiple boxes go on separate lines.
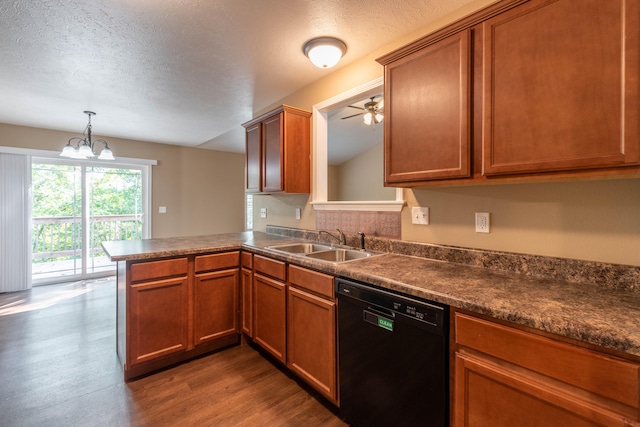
top-left (242, 105), bottom-right (311, 194)
top-left (377, 0), bottom-right (640, 186)
top-left (381, 30), bottom-right (471, 184)
top-left (483, 0), bottom-right (639, 176)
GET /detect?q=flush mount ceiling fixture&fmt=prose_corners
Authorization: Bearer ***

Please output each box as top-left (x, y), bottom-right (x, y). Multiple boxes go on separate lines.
top-left (303, 37), bottom-right (347, 69)
top-left (60, 111), bottom-right (114, 160)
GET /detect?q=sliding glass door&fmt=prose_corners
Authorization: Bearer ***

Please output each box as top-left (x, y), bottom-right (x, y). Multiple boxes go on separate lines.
top-left (87, 166), bottom-right (143, 275)
top-left (31, 159), bottom-right (147, 285)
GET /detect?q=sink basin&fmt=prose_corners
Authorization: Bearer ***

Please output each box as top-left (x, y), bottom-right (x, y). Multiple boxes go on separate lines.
top-left (266, 243), bottom-right (333, 254)
top-left (305, 248), bottom-right (380, 263)
top-left (266, 242), bottom-right (383, 264)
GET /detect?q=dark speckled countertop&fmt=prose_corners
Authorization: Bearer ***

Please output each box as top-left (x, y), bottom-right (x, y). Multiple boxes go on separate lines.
top-left (103, 230), bottom-right (640, 359)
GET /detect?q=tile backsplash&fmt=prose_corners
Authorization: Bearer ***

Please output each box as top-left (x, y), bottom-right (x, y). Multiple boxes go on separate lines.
top-left (315, 210), bottom-right (401, 239)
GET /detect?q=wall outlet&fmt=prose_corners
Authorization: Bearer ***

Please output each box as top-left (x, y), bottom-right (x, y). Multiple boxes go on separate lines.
top-left (158, 206), bottom-right (167, 214)
top-left (475, 212), bottom-right (490, 233)
top-left (295, 208), bottom-right (301, 220)
top-left (412, 207), bottom-right (429, 225)
top-left (260, 208), bottom-right (267, 219)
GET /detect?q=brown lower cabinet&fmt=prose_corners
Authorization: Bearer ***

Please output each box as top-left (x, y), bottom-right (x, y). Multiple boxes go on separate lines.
top-left (248, 255), bottom-right (338, 405)
top-left (453, 311), bottom-right (640, 426)
top-left (240, 252), bottom-right (253, 337)
top-left (287, 265), bottom-right (337, 404)
top-left (193, 258), bottom-right (239, 346)
top-left (120, 252), bottom-right (240, 380)
top-left (128, 259), bottom-right (190, 366)
top-left (252, 255), bottom-right (287, 363)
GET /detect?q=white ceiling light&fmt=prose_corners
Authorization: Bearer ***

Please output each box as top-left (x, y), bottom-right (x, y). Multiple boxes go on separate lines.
top-left (60, 111), bottom-right (115, 160)
top-left (303, 37), bottom-right (347, 69)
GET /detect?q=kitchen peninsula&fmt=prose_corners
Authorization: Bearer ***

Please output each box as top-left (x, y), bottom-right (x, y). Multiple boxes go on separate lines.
top-left (103, 227), bottom-right (640, 425)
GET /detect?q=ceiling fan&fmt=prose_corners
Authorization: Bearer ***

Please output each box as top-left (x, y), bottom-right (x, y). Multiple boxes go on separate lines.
top-left (341, 96), bottom-right (384, 125)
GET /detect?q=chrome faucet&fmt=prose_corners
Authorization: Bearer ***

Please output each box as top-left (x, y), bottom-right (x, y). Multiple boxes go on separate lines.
top-left (319, 229), bottom-right (346, 246)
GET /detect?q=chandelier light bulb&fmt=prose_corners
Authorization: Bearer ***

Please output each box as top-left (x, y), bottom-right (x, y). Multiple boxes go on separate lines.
top-left (77, 144), bottom-right (95, 158)
top-left (98, 147), bottom-right (115, 160)
top-left (60, 144), bottom-right (76, 158)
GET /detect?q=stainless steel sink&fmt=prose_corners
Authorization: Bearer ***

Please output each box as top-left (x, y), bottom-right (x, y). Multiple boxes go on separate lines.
top-left (266, 243), bottom-right (382, 264)
top-left (306, 248), bottom-right (377, 263)
top-left (266, 243), bottom-right (333, 254)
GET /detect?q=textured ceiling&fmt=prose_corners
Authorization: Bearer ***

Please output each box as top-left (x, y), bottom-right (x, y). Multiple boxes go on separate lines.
top-left (0, 0), bottom-right (474, 153)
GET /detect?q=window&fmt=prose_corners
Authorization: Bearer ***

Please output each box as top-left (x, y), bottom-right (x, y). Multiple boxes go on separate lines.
top-left (246, 194), bottom-right (253, 231)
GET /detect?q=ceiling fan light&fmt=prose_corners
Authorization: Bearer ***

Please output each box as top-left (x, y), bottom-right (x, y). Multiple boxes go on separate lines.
top-left (303, 37), bottom-right (347, 69)
top-left (375, 113), bottom-right (384, 123)
top-left (363, 112), bottom-right (373, 125)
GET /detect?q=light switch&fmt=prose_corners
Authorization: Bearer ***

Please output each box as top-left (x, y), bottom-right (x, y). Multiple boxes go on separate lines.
top-left (159, 206), bottom-right (167, 214)
top-left (412, 207), bottom-right (429, 225)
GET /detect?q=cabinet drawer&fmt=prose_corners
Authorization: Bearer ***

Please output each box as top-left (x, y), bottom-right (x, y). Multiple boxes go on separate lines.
top-left (455, 313), bottom-right (640, 409)
top-left (130, 257), bottom-right (188, 283)
top-left (289, 265), bottom-right (334, 299)
top-left (254, 255), bottom-right (286, 281)
top-left (241, 251), bottom-right (253, 269)
top-left (195, 251), bottom-right (239, 273)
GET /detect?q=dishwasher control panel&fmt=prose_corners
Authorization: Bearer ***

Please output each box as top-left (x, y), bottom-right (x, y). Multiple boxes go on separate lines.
top-left (394, 301), bottom-right (439, 326)
top-left (336, 278), bottom-right (445, 329)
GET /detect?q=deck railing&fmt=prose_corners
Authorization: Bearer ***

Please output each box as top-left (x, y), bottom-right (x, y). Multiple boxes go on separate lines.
top-left (32, 214), bottom-right (142, 261)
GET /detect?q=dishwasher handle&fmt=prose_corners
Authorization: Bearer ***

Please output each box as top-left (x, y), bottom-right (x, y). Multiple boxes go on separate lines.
top-left (363, 309), bottom-right (395, 332)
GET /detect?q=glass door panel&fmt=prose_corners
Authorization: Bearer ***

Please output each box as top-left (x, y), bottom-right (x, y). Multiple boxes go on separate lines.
top-left (31, 163), bottom-right (83, 281)
top-left (32, 161), bottom-right (145, 284)
top-left (87, 167), bottom-right (142, 274)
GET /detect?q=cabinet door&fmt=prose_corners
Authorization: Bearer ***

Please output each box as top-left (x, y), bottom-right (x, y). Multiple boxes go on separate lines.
top-left (253, 272), bottom-right (286, 363)
top-left (262, 113), bottom-right (283, 193)
top-left (281, 109), bottom-right (311, 193)
top-left (241, 267), bottom-right (253, 337)
top-left (454, 353), bottom-right (631, 427)
top-left (245, 122), bottom-right (262, 192)
top-left (453, 312), bottom-right (640, 426)
top-left (129, 276), bottom-right (189, 366)
top-left (482, 0), bottom-right (640, 176)
top-left (193, 269), bottom-right (239, 346)
top-left (287, 286), bottom-right (337, 403)
top-left (384, 30), bottom-right (471, 184)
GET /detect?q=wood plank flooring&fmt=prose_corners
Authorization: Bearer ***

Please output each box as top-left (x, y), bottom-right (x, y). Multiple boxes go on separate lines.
top-left (0, 279), bottom-right (347, 427)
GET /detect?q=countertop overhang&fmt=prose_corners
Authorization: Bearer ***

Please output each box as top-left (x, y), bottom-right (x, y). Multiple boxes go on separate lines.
top-left (102, 231), bottom-right (640, 359)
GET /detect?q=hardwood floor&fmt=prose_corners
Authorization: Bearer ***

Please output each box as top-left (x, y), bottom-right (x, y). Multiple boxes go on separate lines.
top-left (0, 278), bottom-right (347, 427)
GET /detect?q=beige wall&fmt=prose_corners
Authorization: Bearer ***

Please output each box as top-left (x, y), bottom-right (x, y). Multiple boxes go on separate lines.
top-left (335, 142), bottom-right (395, 202)
top-left (327, 164), bottom-right (339, 201)
top-left (405, 180), bottom-right (640, 266)
top-left (247, 0), bottom-right (640, 267)
top-left (0, 123), bottom-right (245, 238)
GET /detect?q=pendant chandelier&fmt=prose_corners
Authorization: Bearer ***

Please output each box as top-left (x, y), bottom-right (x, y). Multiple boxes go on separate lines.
top-left (60, 111), bottom-right (114, 160)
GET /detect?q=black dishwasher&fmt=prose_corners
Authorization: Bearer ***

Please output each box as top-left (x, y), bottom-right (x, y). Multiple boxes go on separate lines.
top-left (336, 277), bottom-right (448, 427)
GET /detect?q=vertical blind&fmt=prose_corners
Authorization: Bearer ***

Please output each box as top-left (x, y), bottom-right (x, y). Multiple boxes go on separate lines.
top-left (0, 153), bottom-right (32, 292)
